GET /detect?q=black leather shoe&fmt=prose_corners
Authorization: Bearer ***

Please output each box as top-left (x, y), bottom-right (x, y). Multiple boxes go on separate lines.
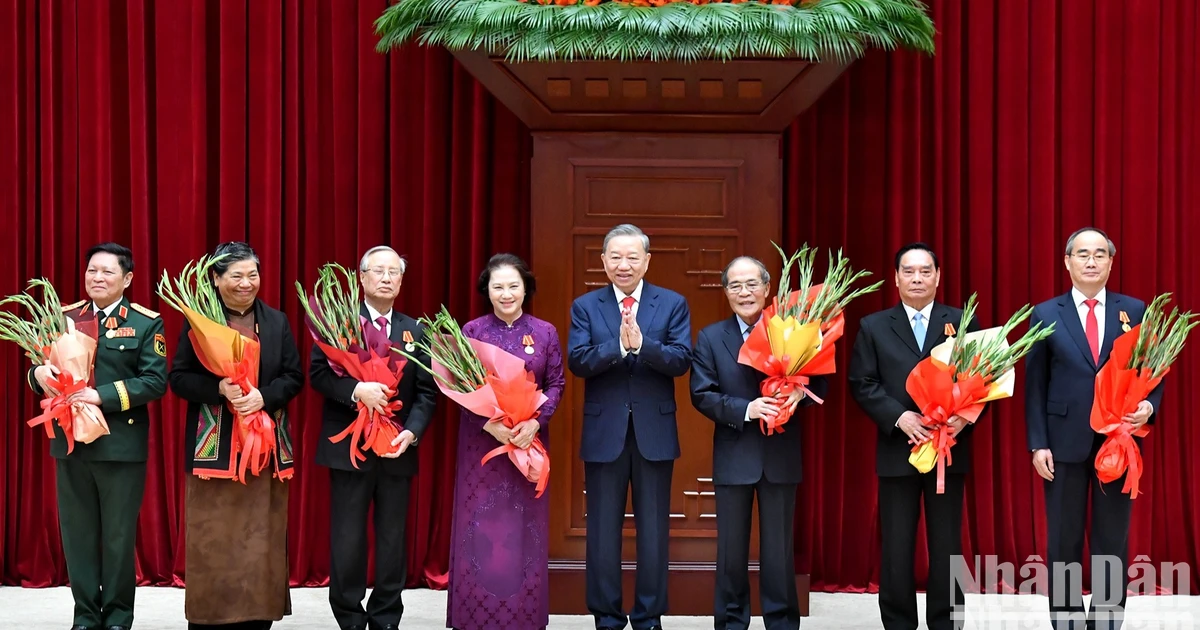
top-left (382, 626), bottom-right (399, 630)
top-left (70, 626), bottom-right (90, 630)
top-left (106, 626), bottom-right (129, 630)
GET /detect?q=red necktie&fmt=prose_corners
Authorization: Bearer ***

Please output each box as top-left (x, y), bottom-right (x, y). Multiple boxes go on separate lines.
top-left (621, 296), bottom-right (635, 312)
top-left (376, 315), bottom-right (388, 333)
top-left (1084, 298), bottom-right (1100, 363)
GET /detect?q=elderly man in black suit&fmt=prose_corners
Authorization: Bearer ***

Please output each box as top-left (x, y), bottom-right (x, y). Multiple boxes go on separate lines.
top-left (848, 242), bottom-right (980, 630)
top-left (690, 255), bottom-right (828, 630)
top-left (311, 246), bottom-right (439, 630)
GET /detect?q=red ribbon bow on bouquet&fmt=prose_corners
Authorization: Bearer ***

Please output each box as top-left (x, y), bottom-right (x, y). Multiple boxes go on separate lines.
top-left (27, 372), bottom-right (88, 454)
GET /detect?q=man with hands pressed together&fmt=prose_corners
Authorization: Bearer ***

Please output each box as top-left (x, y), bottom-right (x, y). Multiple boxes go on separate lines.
top-left (311, 246), bottom-right (438, 630)
top-left (690, 256), bottom-right (827, 630)
top-left (1024, 228), bottom-right (1163, 630)
top-left (568, 224), bottom-right (692, 630)
top-left (848, 243), bottom-right (978, 630)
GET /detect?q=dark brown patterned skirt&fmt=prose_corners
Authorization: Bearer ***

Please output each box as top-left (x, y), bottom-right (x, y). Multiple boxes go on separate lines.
top-left (184, 473), bottom-right (291, 624)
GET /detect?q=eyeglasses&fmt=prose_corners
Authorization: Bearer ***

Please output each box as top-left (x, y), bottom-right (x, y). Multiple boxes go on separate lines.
top-left (1071, 252), bottom-right (1110, 263)
top-left (725, 281), bottom-right (763, 294)
top-left (366, 267), bottom-right (403, 279)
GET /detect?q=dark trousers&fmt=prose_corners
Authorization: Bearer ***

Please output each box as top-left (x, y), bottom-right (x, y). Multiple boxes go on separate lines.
top-left (714, 479), bottom-right (799, 630)
top-left (55, 458), bottom-right (146, 629)
top-left (584, 418), bottom-right (674, 630)
top-left (1044, 437), bottom-right (1134, 630)
top-left (328, 466), bottom-right (411, 630)
top-left (877, 473), bottom-right (965, 630)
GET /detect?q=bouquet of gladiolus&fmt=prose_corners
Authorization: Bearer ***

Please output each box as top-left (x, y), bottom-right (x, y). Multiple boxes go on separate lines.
top-left (397, 307), bottom-right (550, 497)
top-left (158, 255), bottom-right (278, 483)
top-left (0, 279), bottom-right (109, 452)
top-left (738, 243), bottom-right (882, 435)
top-left (296, 263), bottom-right (408, 468)
top-left (906, 294), bottom-right (1056, 493)
top-left (1091, 293), bottom-right (1196, 498)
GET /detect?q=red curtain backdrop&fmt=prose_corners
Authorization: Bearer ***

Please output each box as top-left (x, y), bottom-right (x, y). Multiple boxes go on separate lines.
top-left (2, 0), bottom-right (1197, 593)
top-left (0, 0), bottom-right (530, 589)
top-left (785, 0), bottom-right (1200, 591)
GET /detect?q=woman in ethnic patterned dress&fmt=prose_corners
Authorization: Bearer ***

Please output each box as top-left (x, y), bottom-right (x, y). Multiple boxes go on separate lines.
top-left (446, 253), bottom-right (566, 630)
top-left (168, 242), bottom-right (304, 629)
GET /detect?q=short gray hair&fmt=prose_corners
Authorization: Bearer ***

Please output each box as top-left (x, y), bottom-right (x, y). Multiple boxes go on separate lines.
top-left (602, 224), bottom-right (649, 254)
top-left (359, 246), bottom-right (407, 274)
top-left (1065, 227), bottom-right (1117, 257)
top-left (721, 256), bottom-right (771, 287)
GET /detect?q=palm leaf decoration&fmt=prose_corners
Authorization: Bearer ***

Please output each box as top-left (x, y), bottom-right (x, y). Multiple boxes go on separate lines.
top-left (375, 0), bottom-right (935, 62)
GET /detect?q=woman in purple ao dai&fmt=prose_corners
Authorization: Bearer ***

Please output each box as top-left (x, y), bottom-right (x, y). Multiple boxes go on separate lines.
top-left (447, 254), bottom-right (565, 630)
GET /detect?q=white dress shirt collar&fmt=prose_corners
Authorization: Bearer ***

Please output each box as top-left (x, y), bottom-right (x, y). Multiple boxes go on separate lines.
top-left (614, 280), bottom-right (645, 305)
top-left (901, 301), bottom-right (934, 324)
top-left (1072, 287), bottom-right (1107, 308)
top-left (365, 303), bottom-right (393, 329)
top-left (93, 301), bottom-right (121, 319)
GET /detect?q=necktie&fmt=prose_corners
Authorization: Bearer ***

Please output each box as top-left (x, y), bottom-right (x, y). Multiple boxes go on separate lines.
top-left (1084, 298), bottom-right (1100, 363)
top-left (621, 296), bottom-right (635, 313)
top-left (912, 313), bottom-right (926, 351)
top-left (376, 315), bottom-right (388, 334)
top-left (743, 327), bottom-right (750, 341)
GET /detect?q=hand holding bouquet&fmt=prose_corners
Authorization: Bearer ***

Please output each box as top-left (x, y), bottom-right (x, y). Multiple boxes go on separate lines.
top-left (297, 263), bottom-right (408, 468)
top-left (1, 279), bottom-right (109, 452)
top-left (906, 294), bottom-right (1055, 493)
top-left (159, 255), bottom-right (278, 482)
top-left (1091, 293), bottom-right (1196, 498)
top-left (737, 243), bottom-right (882, 434)
top-left (397, 307), bottom-right (550, 498)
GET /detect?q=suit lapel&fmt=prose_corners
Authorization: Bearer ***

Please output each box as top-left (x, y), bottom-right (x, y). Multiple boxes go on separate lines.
top-left (1056, 293), bottom-right (1097, 370)
top-left (922, 304), bottom-right (955, 358)
top-left (889, 305), bottom-right (922, 357)
top-left (598, 288), bottom-right (622, 339)
top-left (389, 311), bottom-right (406, 344)
top-left (1099, 293), bottom-right (1125, 366)
top-left (722, 316), bottom-right (744, 363)
top-left (635, 283), bottom-right (658, 331)
top-left (253, 300), bottom-right (276, 379)
top-left (722, 316), bottom-right (764, 391)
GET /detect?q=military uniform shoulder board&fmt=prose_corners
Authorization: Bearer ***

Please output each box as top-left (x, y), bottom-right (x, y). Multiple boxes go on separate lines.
top-left (129, 302), bottom-right (161, 319)
top-left (61, 299), bottom-right (86, 312)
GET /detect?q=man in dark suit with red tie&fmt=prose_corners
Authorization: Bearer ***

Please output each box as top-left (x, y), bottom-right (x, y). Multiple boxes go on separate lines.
top-left (690, 256), bottom-right (827, 630)
top-left (1025, 228), bottom-right (1164, 630)
top-left (311, 246), bottom-right (439, 630)
top-left (567, 224), bottom-right (692, 630)
top-left (848, 243), bottom-right (979, 630)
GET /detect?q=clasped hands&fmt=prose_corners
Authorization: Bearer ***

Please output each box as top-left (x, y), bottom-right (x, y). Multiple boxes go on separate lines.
top-left (485, 418), bottom-right (540, 450)
top-left (747, 389), bottom-right (805, 420)
top-left (35, 363), bottom-right (100, 405)
top-left (620, 308), bottom-right (642, 352)
top-left (351, 381), bottom-right (414, 458)
top-left (898, 410), bottom-right (968, 445)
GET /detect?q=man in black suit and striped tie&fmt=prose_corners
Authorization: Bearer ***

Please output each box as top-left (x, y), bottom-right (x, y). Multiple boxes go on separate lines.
top-left (690, 255), bottom-right (828, 630)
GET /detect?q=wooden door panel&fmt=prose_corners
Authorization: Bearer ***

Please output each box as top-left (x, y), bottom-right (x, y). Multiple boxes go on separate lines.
top-left (534, 133), bottom-right (780, 565)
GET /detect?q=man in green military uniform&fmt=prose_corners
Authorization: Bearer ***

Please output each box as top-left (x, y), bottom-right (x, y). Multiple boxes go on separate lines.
top-left (29, 242), bottom-right (167, 630)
